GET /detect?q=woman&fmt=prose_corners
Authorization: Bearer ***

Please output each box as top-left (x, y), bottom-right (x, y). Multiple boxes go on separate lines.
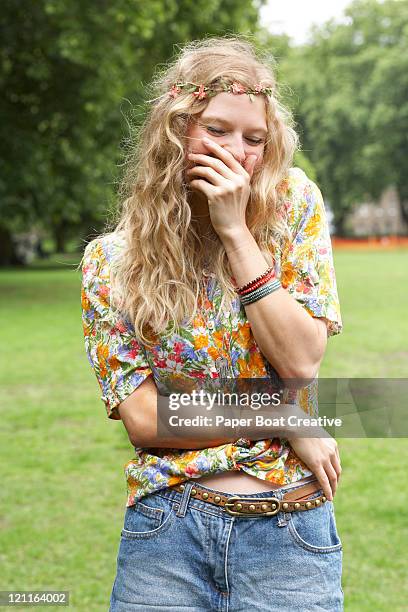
top-left (81, 36), bottom-right (344, 611)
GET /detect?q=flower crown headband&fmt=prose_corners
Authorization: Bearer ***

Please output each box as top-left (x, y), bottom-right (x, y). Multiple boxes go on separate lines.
top-left (168, 78), bottom-right (274, 103)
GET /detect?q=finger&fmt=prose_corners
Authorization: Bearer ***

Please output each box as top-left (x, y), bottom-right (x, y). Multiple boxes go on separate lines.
top-left (201, 138), bottom-right (247, 175)
top-left (325, 461), bottom-right (338, 498)
top-left (243, 154), bottom-right (258, 178)
top-left (336, 444), bottom-right (341, 468)
top-left (187, 165), bottom-right (226, 186)
top-left (314, 465), bottom-right (333, 501)
top-left (188, 153), bottom-right (236, 181)
top-left (189, 178), bottom-right (218, 200)
top-left (332, 449), bottom-right (342, 482)
top-left (335, 443), bottom-right (340, 460)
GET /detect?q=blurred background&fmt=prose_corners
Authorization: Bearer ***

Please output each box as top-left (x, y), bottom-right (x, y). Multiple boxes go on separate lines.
top-left (1, 1), bottom-right (407, 610)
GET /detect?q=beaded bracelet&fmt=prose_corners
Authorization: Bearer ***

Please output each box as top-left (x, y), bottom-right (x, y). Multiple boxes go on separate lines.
top-left (239, 269), bottom-right (276, 296)
top-left (239, 278), bottom-right (282, 306)
top-left (240, 279), bottom-right (281, 305)
top-left (236, 266), bottom-right (274, 293)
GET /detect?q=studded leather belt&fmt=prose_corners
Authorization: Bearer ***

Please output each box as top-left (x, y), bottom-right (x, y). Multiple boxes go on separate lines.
top-left (172, 479), bottom-right (327, 517)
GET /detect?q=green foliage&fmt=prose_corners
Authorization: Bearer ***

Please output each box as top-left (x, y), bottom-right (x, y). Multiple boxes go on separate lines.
top-left (0, 0), bottom-right (264, 256)
top-left (293, 151), bottom-right (317, 182)
top-left (280, 0), bottom-right (408, 233)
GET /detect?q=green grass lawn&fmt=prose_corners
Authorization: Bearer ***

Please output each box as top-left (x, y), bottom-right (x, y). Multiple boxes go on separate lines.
top-left (0, 248), bottom-right (407, 611)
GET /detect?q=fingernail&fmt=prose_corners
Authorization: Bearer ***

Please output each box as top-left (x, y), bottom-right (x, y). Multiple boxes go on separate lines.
top-left (202, 137), bottom-right (210, 144)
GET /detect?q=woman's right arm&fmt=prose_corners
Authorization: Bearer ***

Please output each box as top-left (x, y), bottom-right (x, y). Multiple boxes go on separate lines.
top-left (117, 375), bottom-right (244, 449)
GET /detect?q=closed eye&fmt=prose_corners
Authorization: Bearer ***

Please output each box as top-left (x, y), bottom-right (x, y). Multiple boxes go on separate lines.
top-left (206, 126), bottom-right (264, 146)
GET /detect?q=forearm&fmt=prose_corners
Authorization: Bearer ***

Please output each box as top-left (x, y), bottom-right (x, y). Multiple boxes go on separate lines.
top-left (221, 227), bottom-right (324, 379)
top-left (131, 414), bottom-right (237, 449)
top-left (130, 401), bottom-right (247, 449)
top-left (129, 396), bottom-right (308, 449)
top-left (136, 432), bottom-right (236, 450)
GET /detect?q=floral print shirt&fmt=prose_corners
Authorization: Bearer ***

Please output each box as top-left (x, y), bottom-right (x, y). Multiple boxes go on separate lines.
top-left (80, 167), bottom-right (343, 507)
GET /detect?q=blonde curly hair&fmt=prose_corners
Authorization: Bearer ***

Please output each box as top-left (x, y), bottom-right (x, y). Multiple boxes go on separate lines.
top-left (105, 35), bottom-right (299, 346)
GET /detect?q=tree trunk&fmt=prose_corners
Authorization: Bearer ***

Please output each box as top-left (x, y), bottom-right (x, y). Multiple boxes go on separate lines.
top-left (0, 225), bottom-right (20, 266)
top-left (396, 186), bottom-right (408, 229)
top-left (54, 223), bottom-right (66, 253)
top-left (333, 213), bottom-right (347, 237)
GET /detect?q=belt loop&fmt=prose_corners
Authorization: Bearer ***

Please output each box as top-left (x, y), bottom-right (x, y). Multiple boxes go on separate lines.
top-left (176, 481), bottom-right (194, 517)
top-left (274, 488), bottom-right (288, 527)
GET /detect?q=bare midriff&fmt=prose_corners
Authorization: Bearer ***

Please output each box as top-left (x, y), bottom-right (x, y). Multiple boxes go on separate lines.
top-left (195, 470), bottom-right (285, 494)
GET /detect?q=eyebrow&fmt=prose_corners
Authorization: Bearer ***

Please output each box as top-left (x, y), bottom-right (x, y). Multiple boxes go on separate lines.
top-left (199, 116), bottom-right (267, 135)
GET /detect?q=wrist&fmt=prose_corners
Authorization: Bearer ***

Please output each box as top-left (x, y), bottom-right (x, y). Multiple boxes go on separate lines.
top-left (218, 225), bottom-right (252, 251)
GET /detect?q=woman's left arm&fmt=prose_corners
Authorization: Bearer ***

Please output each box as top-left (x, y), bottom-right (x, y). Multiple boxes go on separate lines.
top-left (222, 222), bottom-right (343, 501)
top-left (221, 227), bottom-right (328, 380)
top-left (187, 139), bottom-right (342, 380)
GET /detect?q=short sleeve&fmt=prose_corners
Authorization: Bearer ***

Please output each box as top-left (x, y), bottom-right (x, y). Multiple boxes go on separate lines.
top-left (279, 168), bottom-right (343, 337)
top-left (80, 236), bottom-right (153, 420)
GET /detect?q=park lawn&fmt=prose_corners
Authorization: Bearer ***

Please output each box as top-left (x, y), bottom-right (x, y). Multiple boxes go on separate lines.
top-left (0, 249), bottom-right (407, 611)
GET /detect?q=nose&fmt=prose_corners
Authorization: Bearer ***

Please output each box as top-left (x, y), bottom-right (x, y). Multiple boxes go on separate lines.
top-left (221, 137), bottom-right (246, 165)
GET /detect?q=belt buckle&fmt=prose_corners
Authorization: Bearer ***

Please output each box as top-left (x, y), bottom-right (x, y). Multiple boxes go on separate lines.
top-left (224, 496), bottom-right (281, 517)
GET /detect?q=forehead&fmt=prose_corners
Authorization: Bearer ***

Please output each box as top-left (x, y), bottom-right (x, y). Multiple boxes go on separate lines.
top-left (200, 92), bottom-right (267, 131)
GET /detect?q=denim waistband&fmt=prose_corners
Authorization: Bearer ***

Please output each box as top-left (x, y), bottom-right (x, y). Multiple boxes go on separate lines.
top-left (154, 476), bottom-right (321, 519)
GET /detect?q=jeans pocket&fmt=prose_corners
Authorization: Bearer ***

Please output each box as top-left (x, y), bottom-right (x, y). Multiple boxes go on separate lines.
top-left (121, 494), bottom-right (176, 540)
top-left (287, 490), bottom-right (343, 554)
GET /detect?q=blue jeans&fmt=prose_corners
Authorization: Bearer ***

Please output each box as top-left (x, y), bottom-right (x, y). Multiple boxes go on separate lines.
top-left (109, 480), bottom-right (344, 611)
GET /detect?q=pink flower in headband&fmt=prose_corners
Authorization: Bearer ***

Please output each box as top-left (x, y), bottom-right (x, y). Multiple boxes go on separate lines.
top-left (168, 84), bottom-right (181, 98)
top-left (193, 83), bottom-right (207, 100)
top-left (231, 82), bottom-right (247, 94)
top-left (254, 83), bottom-right (263, 93)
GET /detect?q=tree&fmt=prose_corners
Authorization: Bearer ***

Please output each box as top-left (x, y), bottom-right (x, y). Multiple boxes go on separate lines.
top-left (0, 0), bottom-right (265, 264)
top-left (280, 0), bottom-right (408, 234)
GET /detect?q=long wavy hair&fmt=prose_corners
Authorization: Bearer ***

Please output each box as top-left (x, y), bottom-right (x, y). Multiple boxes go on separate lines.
top-left (106, 35), bottom-right (299, 347)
